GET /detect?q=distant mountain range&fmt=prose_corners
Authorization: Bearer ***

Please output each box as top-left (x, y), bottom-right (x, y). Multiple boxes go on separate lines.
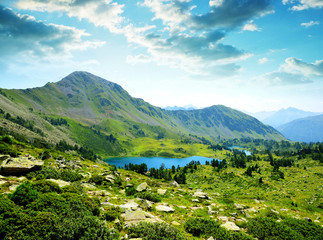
top-left (249, 107), bottom-right (322, 128)
top-left (164, 105), bottom-right (197, 111)
top-left (0, 71), bottom-right (284, 156)
top-left (277, 114), bottom-right (323, 143)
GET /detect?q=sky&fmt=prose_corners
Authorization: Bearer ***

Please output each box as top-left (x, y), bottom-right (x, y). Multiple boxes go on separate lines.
top-left (0, 0), bottom-right (323, 113)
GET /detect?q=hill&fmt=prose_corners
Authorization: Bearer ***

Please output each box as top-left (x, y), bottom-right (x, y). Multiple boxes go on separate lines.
top-left (250, 107), bottom-right (322, 128)
top-left (0, 71), bottom-right (284, 156)
top-left (277, 114), bottom-right (323, 142)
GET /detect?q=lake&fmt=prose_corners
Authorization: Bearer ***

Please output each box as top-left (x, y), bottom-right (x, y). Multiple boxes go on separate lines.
top-left (105, 156), bottom-right (216, 169)
top-left (228, 146), bottom-right (251, 156)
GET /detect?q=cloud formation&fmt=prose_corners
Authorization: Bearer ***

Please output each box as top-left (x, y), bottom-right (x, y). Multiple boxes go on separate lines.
top-left (243, 20), bottom-right (261, 31)
top-left (15, 0), bottom-right (124, 33)
top-left (283, 0), bottom-right (323, 11)
top-left (0, 5), bottom-right (104, 60)
top-left (301, 20), bottom-right (319, 27)
top-left (258, 57), bottom-right (323, 85)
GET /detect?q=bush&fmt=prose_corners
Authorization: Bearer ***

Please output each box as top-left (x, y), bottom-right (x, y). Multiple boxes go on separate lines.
top-left (104, 206), bottom-right (122, 221)
top-left (136, 192), bottom-right (162, 203)
top-left (61, 183), bottom-right (84, 194)
top-left (1, 135), bottom-right (13, 144)
top-left (32, 167), bottom-right (60, 180)
top-left (32, 180), bottom-right (62, 193)
top-left (60, 169), bottom-right (82, 182)
top-left (281, 218), bottom-right (323, 240)
top-left (128, 222), bottom-right (187, 240)
top-left (247, 217), bottom-right (304, 240)
top-left (89, 174), bottom-right (105, 185)
top-left (125, 186), bottom-right (136, 196)
top-left (184, 217), bottom-right (220, 237)
top-left (9, 181), bottom-right (39, 207)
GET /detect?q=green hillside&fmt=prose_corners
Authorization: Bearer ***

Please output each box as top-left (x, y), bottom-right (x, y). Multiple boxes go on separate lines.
top-left (0, 71), bottom-right (284, 157)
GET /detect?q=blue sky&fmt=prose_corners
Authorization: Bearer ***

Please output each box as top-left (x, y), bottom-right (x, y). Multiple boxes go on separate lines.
top-left (0, 0), bottom-right (323, 112)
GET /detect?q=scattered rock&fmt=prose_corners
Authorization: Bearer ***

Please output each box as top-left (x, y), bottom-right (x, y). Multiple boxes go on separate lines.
top-left (0, 155), bottom-right (10, 161)
top-left (104, 175), bottom-right (115, 184)
top-left (48, 179), bottom-right (70, 188)
top-left (122, 209), bottom-right (162, 226)
top-left (192, 199), bottom-right (199, 202)
top-left (136, 182), bottom-right (148, 192)
top-left (156, 205), bottom-right (175, 212)
top-left (234, 203), bottom-right (244, 210)
top-left (9, 184), bottom-right (20, 192)
top-left (1, 157), bottom-right (43, 175)
top-left (139, 199), bottom-right (153, 210)
top-left (120, 201), bottom-right (140, 211)
top-left (157, 189), bottom-right (167, 195)
top-left (221, 221), bottom-right (240, 231)
top-left (304, 217), bottom-right (312, 222)
top-left (170, 181), bottom-right (180, 187)
top-left (207, 237), bottom-right (214, 240)
top-left (193, 190), bottom-right (208, 199)
top-left (171, 221), bottom-right (180, 226)
top-left (81, 183), bottom-right (96, 190)
top-left (218, 216), bottom-right (229, 222)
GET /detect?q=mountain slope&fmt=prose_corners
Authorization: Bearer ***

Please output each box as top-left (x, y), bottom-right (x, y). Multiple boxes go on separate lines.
top-left (277, 114), bottom-right (323, 142)
top-left (0, 71), bottom-right (285, 156)
top-left (250, 107), bottom-right (322, 128)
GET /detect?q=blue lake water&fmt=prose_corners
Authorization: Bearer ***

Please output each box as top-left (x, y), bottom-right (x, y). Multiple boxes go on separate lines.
top-left (105, 156), bottom-right (216, 169)
top-left (228, 146), bottom-right (251, 156)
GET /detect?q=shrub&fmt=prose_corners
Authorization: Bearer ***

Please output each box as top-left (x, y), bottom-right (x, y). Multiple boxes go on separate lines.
top-left (89, 174), bottom-right (105, 185)
top-left (61, 183), bottom-right (84, 194)
top-left (60, 169), bottom-right (82, 182)
top-left (1, 135), bottom-right (13, 145)
top-left (136, 191), bottom-right (161, 203)
top-left (125, 186), bottom-right (136, 196)
top-left (247, 217), bottom-right (304, 240)
top-left (104, 206), bottom-right (122, 221)
top-left (32, 180), bottom-right (61, 193)
top-left (281, 218), bottom-right (323, 240)
top-left (128, 222), bottom-right (187, 240)
top-left (184, 217), bottom-right (220, 237)
top-left (9, 181), bottom-right (39, 207)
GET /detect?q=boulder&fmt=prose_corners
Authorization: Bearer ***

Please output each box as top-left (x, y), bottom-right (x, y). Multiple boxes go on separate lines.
top-left (48, 179), bottom-right (71, 188)
top-left (156, 205), bottom-right (175, 212)
top-left (136, 182), bottom-right (148, 192)
top-left (104, 174), bottom-right (115, 184)
top-left (0, 157), bottom-right (43, 175)
top-left (170, 181), bottom-right (180, 187)
top-left (193, 190), bottom-right (208, 199)
top-left (122, 209), bottom-right (162, 227)
top-left (234, 203), bottom-right (244, 210)
top-left (157, 189), bottom-right (167, 195)
top-left (221, 221), bottom-right (240, 231)
top-left (120, 201), bottom-right (140, 211)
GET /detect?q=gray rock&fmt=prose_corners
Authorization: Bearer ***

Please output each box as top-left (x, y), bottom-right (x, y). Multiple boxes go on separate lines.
top-left (304, 217), bottom-right (312, 222)
top-left (221, 221), bottom-right (240, 231)
top-left (120, 201), bottom-right (140, 211)
top-left (156, 205), bottom-right (175, 212)
top-left (1, 157), bottom-right (43, 175)
top-left (105, 174), bottom-right (115, 184)
top-left (48, 179), bottom-right (71, 187)
top-left (234, 203), bottom-right (244, 210)
top-left (170, 181), bottom-right (180, 187)
top-left (136, 182), bottom-right (148, 192)
top-left (157, 189), bottom-right (167, 195)
top-left (193, 190), bottom-right (208, 199)
top-left (122, 209), bottom-right (162, 226)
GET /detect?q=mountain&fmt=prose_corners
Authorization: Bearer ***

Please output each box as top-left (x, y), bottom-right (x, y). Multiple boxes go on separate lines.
top-left (277, 114), bottom-right (323, 142)
top-left (164, 105), bottom-right (197, 111)
top-left (0, 71), bottom-right (284, 156)
top-left (250, 107), bottom-right (322, 128)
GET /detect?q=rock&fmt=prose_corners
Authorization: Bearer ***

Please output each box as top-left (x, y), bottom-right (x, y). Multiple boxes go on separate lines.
top-left (192, 199), bottom-right (199, 202)
top-left (0, 180), bottom-right (7, 186)
top-left (156, 205), bottom-right (175, 212)
top-left (136, 182), bottom-right (148, 192)
top-left (139, 199), bottom-right (153, 210)
top-left (230, 212), bottom-right (238, 217)
top-left (170, 181), bottom-right (180, 187)
top-left (48, 179), bottom-right (70, 187)
top-left (0, 155), bottom-right (10, 161)
top-left (1, 157), bottom-right (43, 175)
top-left (171, 221), bottom-right (181, 226)
top-left (122, 209), bottom-right (162, 226)
top-left (105, 174), bottom-right (115, 184)
top-left (193, 190), bottom-right (208, 199)
top-left (208, 206), bottom-right (217, 215)
top-left (126, 183), bottom-right (133, 187)
top-left (304, 217), bottom-right (312, 222)
top-left (218, 216), bottom-right (229, 222)
top-left (119, 189), bottom-right (126, 194)
top-left (221, 221), bottom-right (240, 231)
top-left (207, 237), bottom-right (215, 240)
top-left (234, 203), bottom-right (244, 210)
top-left (81, 183), bottom-right (96, 190)
top-left (120, 201), bottom-right (140, 211)
top-left (271, 209), bottom-right (279, 214)
top-left (157, 189), bottom-right (167, 195)
top-left (9, 184), bottom-right (20, 192)
top-left (254, 199), bottom-right (260, 203)
top-left (245, 207), bottom-right (258, 213)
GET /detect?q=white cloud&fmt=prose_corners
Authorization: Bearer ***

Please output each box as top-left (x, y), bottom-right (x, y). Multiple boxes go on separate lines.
top-left (256, 57), bottom-right (323, 85)
top-left (16, 0), bottom-right (125, 33)
top-left (209, 0), bottom-right (224, 7)
top-left (301, 20), bottom-right (319, 27)
top-left (243, 20), bottom-right (261, 31)
top-left (258, 57), bottom-right (268, 64)
top-left (283, 0), bottom-right (323, 10)
top-left (0, 6), bottom-right (104, 59)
